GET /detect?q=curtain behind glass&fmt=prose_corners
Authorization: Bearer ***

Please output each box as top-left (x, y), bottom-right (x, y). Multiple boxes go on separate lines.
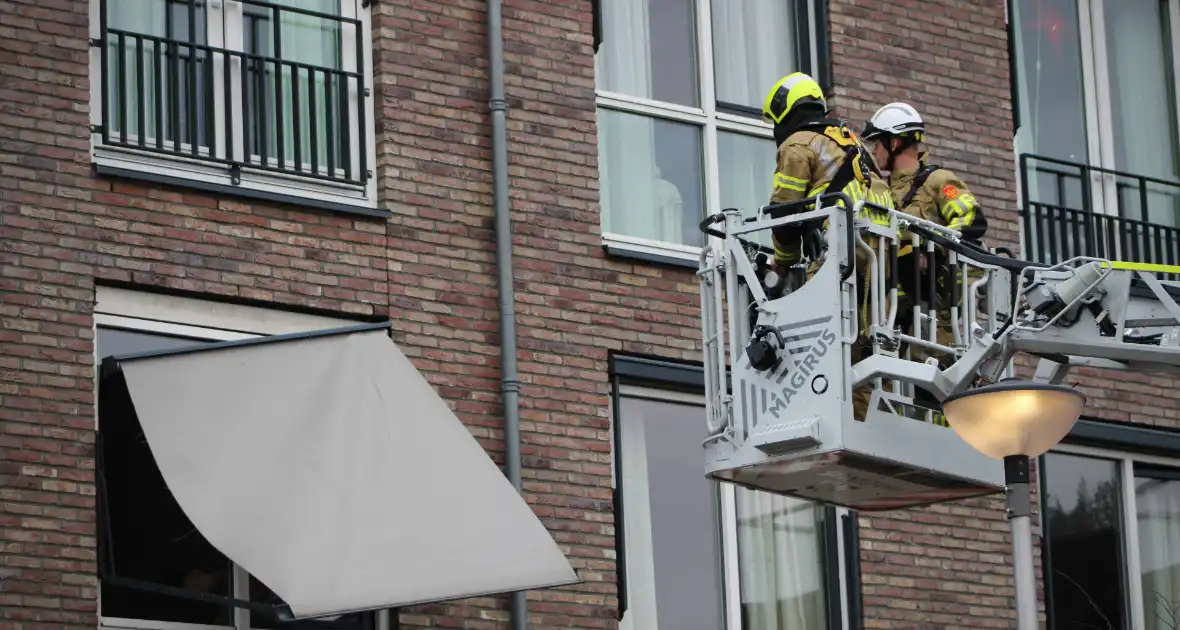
top-left (711, 0), bottom-right (796, 110)
top-left (280, 0), bottom-right (341, 173)
top-left (717, 131), bottom-right (775, 249)
top-left (595, 0), bottom-right (665, 243)
top-left (594, 0), bottom-right (698, 107)
top-left (249, 0), bottom-right (342, 172)
top-left (107, 0), bottom-right (203, 147)
top-left (734, 489), bottom-right (827, 630)
top-left (599, 109), bottom-right (703, 246)
top-left (1136, 472), bottom-right (1180, 630)
top-left (617, 397), bottom-right (725, 630)
top-left (1103, 0), bottom-right (1180, 228)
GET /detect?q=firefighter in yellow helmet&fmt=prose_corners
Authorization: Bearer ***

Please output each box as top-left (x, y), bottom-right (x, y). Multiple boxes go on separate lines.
top-left (761, 72), bottom-right (897, 421)
top-left (861, 102), bottom-right (990, 427)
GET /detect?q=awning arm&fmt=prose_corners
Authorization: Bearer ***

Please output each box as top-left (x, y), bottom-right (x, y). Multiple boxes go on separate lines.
top-left (99, 321), bottom-right (394, 380)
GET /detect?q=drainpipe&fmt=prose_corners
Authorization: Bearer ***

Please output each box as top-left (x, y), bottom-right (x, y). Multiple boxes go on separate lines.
top-left (485, 2), bottom-right (527, 630)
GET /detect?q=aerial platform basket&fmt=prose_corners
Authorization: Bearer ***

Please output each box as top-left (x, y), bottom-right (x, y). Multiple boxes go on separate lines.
top-left (696, 194), bottom-right (1011, 511)
top-left (697, 193), bottom-right (1180, 512)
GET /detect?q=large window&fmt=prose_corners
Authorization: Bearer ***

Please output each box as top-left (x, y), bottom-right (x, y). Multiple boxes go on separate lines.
top-left (1013, 0), bottom-right (1180, 238)
top-left (594, 0), bottom-right (825, 262)
top-left (88, 0), bottom-right (378, 215)
top-left (93, 287), bottom-right (389, 630)
top-left (612, 384), bottom-right (847, 630)
top-left (1041, 442), bottom-right (1180, 630)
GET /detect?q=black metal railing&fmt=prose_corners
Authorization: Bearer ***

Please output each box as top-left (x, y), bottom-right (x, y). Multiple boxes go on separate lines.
top-left (1020, 154), bottom-right (1180, 279)
top-left (96, 0), bottom-right (367, 187)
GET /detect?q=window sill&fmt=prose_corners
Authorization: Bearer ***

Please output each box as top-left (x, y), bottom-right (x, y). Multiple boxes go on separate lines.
top-left (601, 233), bottom-right (702, 269)
top-left (92, 144), bottom-right (389, 220)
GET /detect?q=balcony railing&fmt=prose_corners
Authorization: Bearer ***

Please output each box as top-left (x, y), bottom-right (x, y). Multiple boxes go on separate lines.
top-left (1019, 154), bottom-right (1179, 280)
top-left (95, 0), bottom-right (368, 188)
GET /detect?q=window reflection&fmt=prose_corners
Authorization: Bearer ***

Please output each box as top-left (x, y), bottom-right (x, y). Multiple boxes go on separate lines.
top-left (1042, 452), bottom-right (1127, 629)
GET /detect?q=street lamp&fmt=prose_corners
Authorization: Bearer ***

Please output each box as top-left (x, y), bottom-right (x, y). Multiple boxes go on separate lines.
top-left (942, 380), bottom-right (1086, 630)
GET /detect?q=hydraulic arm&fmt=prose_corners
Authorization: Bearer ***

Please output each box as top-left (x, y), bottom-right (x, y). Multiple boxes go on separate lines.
top-left (696, 194), bottom-right (1180, 511)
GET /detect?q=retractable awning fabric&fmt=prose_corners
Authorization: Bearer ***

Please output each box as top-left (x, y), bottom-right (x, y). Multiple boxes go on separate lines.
top-left (99, 323), bottom-right (578, 619)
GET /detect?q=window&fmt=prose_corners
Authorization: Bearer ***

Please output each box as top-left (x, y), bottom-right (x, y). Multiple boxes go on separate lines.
top-left (93, 287), bottom-right (389, 630)
top-left (594, 0), bottom-right (825, 263)
top-left (1041, 440), bottom-right (1180, 630)
top-left (1013, 0), bottom-right (1180, 265)
top-left (612, 384), bottom-right (848, 630)
top-left (87, 0), bottom-right (379, 215)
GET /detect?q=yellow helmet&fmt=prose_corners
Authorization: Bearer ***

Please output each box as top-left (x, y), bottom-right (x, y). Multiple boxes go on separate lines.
top-left (762, 72), bottom-right (826, 124)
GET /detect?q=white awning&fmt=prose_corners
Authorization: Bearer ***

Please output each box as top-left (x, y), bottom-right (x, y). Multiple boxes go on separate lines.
top-left (100, 323), bottom-right (578, 619)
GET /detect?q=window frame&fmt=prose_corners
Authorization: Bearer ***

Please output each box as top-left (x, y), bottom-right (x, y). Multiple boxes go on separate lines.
top-left (92, 287), bottom-right (390, 630)
top-left (86, 0), bottom-right (381, 218)
top-left (609, 357), bottom-right (856, 630)
top-left (1014, 0), bottom-right (1180, 220)
top-left (1040, 427), bottom-right (1180, 630)
top-left (594, 0), bottom-right (828, 266)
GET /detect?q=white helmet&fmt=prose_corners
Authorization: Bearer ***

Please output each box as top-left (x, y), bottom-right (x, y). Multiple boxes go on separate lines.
top-left (862, 102), bottom-right (925, 141)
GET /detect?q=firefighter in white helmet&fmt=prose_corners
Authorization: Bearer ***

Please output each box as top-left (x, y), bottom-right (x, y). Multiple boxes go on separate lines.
top-left (861, 103), bottom-right (987, 242)
top-left (862, 103), bottom-right (989, 426)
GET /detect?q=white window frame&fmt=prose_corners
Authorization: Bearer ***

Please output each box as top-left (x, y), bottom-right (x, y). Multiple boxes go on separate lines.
top-left (1040, 441), bottom-right (1180, 630)
top-left (1015, 0), bottom-right (1180, 221)
top-left (86, 0), bottom-right (379, 213)
top-left (594, 0), bottom-right (823, 264)
top-left (611, 384), bottom-right (852, 630)
top-left (92, 286), bottom-right (390, 630)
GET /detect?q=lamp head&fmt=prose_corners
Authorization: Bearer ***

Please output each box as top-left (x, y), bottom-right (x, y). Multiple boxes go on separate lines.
top-left (942, 380), bottom-right (1085, 460)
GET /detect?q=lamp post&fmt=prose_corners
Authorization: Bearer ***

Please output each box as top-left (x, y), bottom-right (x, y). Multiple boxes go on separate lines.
top-left (941, 380), bottom-right (1086, 630)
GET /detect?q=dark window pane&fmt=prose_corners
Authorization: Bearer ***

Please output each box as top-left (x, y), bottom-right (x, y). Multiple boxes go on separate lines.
top-left (618, 396), bottom-right (724, 630)
top-left (97, 327), bottom-right (234, 625)
top-left (1042, 452), bottom-right (1127, 630)
top-left (594, 0), bottom-right (699, 107)
top-left (598, 109), bottom-right (704, 247)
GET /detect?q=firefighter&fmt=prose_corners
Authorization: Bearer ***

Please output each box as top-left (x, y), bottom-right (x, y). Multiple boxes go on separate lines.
top-left (762, 72), bottom-right (897, 421)
top-left (860, 102), bottom-right (987, 243)
top-left (861, 102), bottom-right (989, 426)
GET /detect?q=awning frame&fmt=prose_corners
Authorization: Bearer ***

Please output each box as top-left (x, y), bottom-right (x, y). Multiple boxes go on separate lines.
top-left (96, 322), bottom-right (396, 628)
top-left (95, 319), bottom-right (577, 622)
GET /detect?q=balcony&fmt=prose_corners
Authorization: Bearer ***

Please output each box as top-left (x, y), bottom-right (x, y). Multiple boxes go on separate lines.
top-left (1019, 154), bottom-right (1180, 281)
top-left (89, 0), bottom-right (378, 215)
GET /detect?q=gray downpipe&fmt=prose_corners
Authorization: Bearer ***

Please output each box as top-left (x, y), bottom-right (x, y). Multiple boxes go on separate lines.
top-left (485, 2), bottom-right (527, 630)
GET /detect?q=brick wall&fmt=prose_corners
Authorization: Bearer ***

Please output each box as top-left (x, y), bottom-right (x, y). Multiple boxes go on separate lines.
top-left (4, 0), bottom-right (1175, 627)
top-left (1, 0), bottom-right (384, 622)
top-left (0, 0), bottom-right (695, 628)
top-left (372, 1), bottom-right (699, 628)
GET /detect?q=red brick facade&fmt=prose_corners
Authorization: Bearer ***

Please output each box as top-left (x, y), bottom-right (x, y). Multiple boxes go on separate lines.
top-left (1, 0), bottom-right (1174, 628)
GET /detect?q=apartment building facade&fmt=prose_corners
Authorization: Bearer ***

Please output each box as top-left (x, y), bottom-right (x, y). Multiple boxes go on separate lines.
top-left (2, 0), bottom-right (1179, 628)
